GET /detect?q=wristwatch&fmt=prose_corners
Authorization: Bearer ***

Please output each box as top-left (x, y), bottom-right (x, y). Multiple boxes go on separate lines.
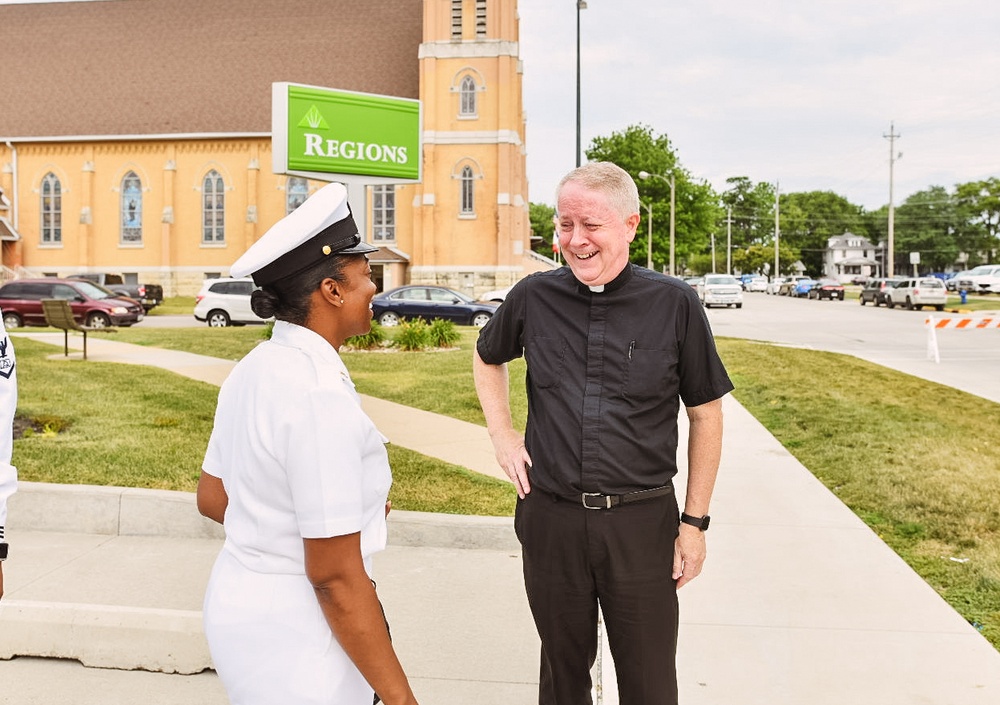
top-left (680, 513), bottom-right (711, 531)
top-left (0, 542), bottom-right (8, 561)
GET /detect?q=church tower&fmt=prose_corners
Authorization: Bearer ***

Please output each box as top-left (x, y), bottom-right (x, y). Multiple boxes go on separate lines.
top-left (398, 0), bottom-right (536, 295)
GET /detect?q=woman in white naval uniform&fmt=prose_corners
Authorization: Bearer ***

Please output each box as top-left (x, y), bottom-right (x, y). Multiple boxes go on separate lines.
top-left (197, 183), bottom-right (420, 705)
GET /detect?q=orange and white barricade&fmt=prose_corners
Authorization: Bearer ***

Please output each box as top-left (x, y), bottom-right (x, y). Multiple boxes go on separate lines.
top-left (925, 313), bottom-right (1000, 363)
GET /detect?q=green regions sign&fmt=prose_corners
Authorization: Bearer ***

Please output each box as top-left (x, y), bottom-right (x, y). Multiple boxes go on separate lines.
top-left (272, 83), bottom-right (421, 181)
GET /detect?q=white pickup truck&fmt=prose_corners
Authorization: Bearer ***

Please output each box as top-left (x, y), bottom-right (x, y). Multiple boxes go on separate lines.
top-left (953, 264), bottom-right (1000, 294)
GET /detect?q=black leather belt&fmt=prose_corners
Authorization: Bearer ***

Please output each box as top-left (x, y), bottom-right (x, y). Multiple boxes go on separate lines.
top-left (547, 485), bottom-right (674, 510)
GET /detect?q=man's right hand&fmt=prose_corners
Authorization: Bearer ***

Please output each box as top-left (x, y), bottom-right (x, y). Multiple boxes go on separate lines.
top-left (490, 427), bottom-right (533, 498)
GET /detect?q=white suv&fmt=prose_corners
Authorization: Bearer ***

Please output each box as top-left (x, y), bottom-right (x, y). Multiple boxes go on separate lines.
top-left (699, 274), bottom-right (744, 309)
top-left (884, 277), bottom-right (947, 311)
top-left (193, 277), bottom-right (270, 327)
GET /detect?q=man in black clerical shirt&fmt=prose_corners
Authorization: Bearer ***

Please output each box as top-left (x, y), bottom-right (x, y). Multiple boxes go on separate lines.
top-left (474, 161), bottom-right (733, 705)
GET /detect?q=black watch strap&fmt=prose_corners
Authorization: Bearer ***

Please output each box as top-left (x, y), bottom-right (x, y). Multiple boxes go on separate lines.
top-left (680, 513), bottom-right (710, 531)
top-left (0, 541), bottom-right (8, 561)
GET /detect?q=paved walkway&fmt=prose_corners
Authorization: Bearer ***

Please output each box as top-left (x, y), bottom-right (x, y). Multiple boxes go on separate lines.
top-left (1, 331), bottom-right (998, 704)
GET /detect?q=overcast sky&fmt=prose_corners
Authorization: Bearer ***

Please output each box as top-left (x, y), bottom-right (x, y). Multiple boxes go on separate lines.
top-left (5, 1), bottom-right (997, 212)
top-left (518, 0), bottom-right (1000, 210)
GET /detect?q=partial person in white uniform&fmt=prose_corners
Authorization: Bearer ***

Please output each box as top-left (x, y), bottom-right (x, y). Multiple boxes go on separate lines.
top-left (0, 320), bottom-right (16, 598)
top-left (197, 182), bottom-right (419, 705)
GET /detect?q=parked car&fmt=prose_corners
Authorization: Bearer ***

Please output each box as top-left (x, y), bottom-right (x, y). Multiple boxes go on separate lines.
top-left (945, 270), bottom-right (975, 292)
top-left (698, 274), bottom-right (743, 308)
top-left (478, 285), bottom-right (513, 302)
top-left (683, 276), bottom-right (704, 289)
top-left (953, 264), bottom-right (1000, 294)
top-left (858, 278), bottom-right (901, 306)
top-left (766, 277), bottom-right (791, 295)
top-left (850, 275), bottom-right (870, 286)
top-left (0, 277), bottom-right (144, 329)
top-left (193, 277), bottom-right (269, 327)
top-left (68, 273), bottom-right (163, 312)
top-left (744, 275), bottom-right (768, 292)
top-left (884, 277), bottom-right (947, 311)
top-left (372, 285), bottom-right (499, 327)
top-left (778, 276), bottom-right (811, 296)
top-left (807, 279), bottom-right (845, 301)
top-left (791, 278), bottom-right (818, 297)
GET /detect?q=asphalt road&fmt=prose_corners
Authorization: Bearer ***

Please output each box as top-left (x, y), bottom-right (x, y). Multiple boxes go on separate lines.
top-left (705, 291), bottom-right (1000, 404)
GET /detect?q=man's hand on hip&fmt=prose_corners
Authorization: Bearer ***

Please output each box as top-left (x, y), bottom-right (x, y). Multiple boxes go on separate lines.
top-left (489, 427), bottom-right (532, 499)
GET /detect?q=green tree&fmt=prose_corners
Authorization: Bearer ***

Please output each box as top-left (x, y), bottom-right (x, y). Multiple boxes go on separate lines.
top-left (867, 188), bottom-right (963, 274)
top-left (584, 124), bottom-right (722, 274)
top-left (719, 177), bottom-right (776, 253)
top-left (731, 243), bottom-right (798, 277)
top-left (528, 202), bottom-right (556, 256)
top-left (779, 191), bottom-right (865, 275)
top-left (954, 177), bottom-right (1000, 264)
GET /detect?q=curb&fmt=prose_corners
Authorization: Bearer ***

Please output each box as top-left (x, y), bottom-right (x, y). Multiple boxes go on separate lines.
top-left (9, 481), bottom-right (519, 550)
top-left (2, 483), bottom-right (519, 674)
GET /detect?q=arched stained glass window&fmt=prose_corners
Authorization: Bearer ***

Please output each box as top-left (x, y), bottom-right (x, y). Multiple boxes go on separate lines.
top-left (120, 171), bottom-right (142, 245)
top-left (202, 170), bottom-right (225, 243)
top-left (460, 76), bottom-right (477, 116)
top-left (287, 177), bottom-right (309, 214)
top-left (40, 172), bottom-right (62, 244)
top-left (460, 166), bottom-right (475, 215)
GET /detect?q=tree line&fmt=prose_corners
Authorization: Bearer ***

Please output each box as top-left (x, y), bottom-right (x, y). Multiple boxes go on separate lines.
top-left (529, 124), bottom-right (1000, 277)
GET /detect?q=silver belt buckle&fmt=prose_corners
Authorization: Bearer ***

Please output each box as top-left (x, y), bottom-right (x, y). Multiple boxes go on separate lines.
top-left (582, 492), bottom-right (611, 510)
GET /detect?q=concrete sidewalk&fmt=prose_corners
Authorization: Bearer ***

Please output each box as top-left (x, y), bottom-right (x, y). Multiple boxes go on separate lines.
top-left (1, 331), bottom-right (999, 704)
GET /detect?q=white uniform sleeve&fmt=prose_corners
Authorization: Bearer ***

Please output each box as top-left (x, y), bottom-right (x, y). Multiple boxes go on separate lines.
top-left (0, 328), bottom-right (18, 536)
top-left (284, 385), bottom-right (366, 539)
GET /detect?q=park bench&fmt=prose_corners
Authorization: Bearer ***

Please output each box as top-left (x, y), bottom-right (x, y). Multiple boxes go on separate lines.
top-left (41, 299), bottom-right (116, 360)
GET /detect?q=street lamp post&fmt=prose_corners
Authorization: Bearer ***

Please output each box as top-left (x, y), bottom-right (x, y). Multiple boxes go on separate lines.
top-left (576, 1), bottom-right (588, 168)
top-left (638, 170), bottom-right (675, 276)
top-left (643, 200), bottom-right (653, 270)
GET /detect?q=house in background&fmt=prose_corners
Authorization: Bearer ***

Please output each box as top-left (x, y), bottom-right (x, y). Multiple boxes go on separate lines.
top-left (823, 233), bottom-right (882, 282)
top-left (0, 0), bottom-right (551, 297)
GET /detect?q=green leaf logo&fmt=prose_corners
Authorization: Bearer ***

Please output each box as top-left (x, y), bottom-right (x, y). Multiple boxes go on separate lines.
top-left (298, 105), bottom-right (329, 130)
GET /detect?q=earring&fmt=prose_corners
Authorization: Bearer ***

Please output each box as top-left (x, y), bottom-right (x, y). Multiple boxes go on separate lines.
top-left (340, 299), bottom-right (345, 304)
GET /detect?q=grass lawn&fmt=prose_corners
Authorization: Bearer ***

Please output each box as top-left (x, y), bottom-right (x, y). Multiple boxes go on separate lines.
top-left (12, 335), bottom-right (515, 517)
top-left (715, 338), bottom-right (1000, 649)
top-left (146, 296), bottom-right (196, 316)
top-left (13, 325), bottom-right (1000, 649)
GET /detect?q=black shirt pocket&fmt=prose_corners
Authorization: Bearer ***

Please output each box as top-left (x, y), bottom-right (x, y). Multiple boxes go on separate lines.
top-left (622, 345), bottom-right (678, 402)
top-left (525, 335), bottom-right (567, 389)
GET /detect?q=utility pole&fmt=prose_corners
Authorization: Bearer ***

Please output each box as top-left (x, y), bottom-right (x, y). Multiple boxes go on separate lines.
top-left (575, 1), bottom-right (588, 168)
top-left (884, 122), bottom-right (900, 277)
top-left (711, 232), bottom-right (717, 272)
top-left (669, 173), bottom-right (676, 276)
top-left (726, 206), bottom-right (733, 274)
top-left (774, 181), bottom-right (780, 278)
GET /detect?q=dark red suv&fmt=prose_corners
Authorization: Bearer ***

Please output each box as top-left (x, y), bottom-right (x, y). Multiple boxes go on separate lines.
top-left (0, 278), bottom-right (144, 329)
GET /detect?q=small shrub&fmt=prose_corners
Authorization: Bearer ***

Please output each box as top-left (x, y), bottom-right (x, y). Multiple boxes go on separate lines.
top-left (427, 318), bottom-right (460, 348)
top-left (393, 317), bottom-right (431, 351)
top-left (346, 321), bottom-right (388, 350)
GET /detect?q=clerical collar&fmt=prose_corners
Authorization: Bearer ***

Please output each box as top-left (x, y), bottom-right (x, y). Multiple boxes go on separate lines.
top-left (575, 263), bottom-right (634, 295)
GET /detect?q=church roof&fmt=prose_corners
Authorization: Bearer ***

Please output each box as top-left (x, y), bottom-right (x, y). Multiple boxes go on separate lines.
top-left (0, 0), bottom-right (422, 140)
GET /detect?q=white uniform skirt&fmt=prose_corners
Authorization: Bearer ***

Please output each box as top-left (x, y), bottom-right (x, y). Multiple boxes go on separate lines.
top-left (203, 548), bottom-right (374, 705)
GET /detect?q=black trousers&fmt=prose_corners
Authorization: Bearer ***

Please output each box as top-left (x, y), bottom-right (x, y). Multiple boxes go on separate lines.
top-left (514, 489), bottom-right (680, 705)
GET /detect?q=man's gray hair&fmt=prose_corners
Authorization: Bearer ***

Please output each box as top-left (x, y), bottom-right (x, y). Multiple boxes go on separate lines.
top-left (556, 162), bottom-right (640, 221)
